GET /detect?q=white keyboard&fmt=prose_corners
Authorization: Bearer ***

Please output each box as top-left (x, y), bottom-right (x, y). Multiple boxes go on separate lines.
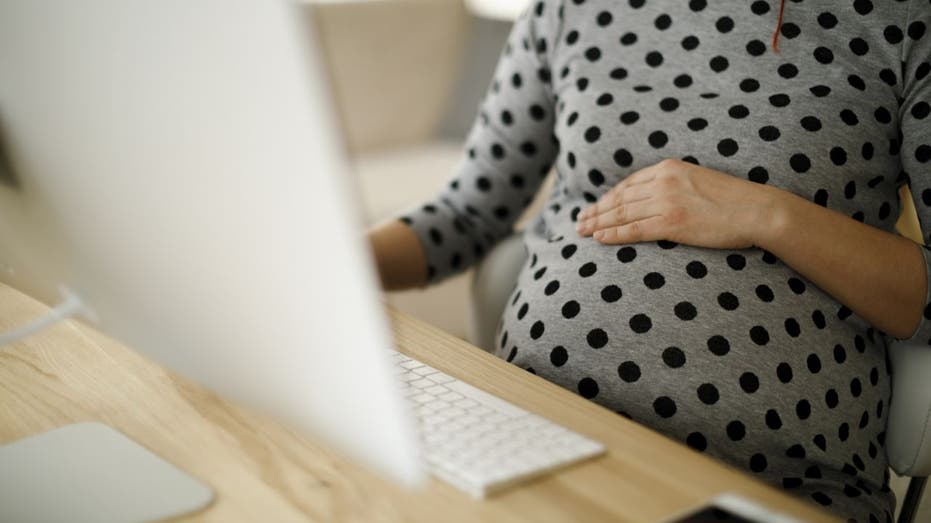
top-left (389, 351), bottom-right (606, 498)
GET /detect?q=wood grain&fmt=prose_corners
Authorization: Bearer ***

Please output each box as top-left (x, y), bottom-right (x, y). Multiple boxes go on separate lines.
top-left (0, 283), bottom-right (838, 522)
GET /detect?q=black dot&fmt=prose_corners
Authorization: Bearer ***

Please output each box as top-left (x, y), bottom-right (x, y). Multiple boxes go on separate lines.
top-left (785, 318), bottom-right (801, 337)
top-left (587, 169), bottom-right (605, 187)
top-left (686, 432), bottom-right (708, 451)
top-left (578, 377), bottom-right (600, 398)
top-left (758, 126), bottom-right (781, 141)
top-left (506, 346), bottom-right (517, 361)
top-left (584, 126), bottom-right (602, 143)
top-left (653, 396), bottom-right (677, 418)
top-left (579, 262), bottom-right (597, 277)
top-left (709, 55), bottom-right (729, 72)
top-left (663, 346), bottom-right (686, 368)
top-left (825, 389), bottom-right (839, 409)
top-left (562, 300), bottom-right (581, 319)
top-left (788, 277), bottom-right (806, 294)
top-left (834, 343), bottom-right (847, 363)
top-left (811, 492), bottom-right (833, 507)
top-left (818, 12), bottom-right (838, 29)
top-left (807, 353), bottom-right (822, 373)
top-left (777, 362), bottom-right (793, 383)
top-left (796, 399), bottom-right (812, 420)
top-left (629, 314), bottom-right (653, 334)
top-left (550, 346), bottom-right (568, 367)
top-left (840, 109), bottom-right (860, 125)
top-left (750, 326), bottom-right (770, 345)
top-left (814, 46), bottom-right (834, 64)
top-left (778, 63), bottom-right (799, 79)
top-left (601, 285), bottom-right (622, 302)
top-left (681, 35), bottom-right (700, 51)
top-left (659, 97), bottom-right (679, 112)
top-left (750, 1), bottom-right (770, 15)
top-left (790, 153), bottom-right (811, 173)
top-left (517, 303), bottom-right (529, 320)
top-left (748, 166), bottom-right (770, 183)
top-left (707, 336), bottom-right (730, 356)
top-left (718, 292), bottom-right (740, 311)
top-left (619, 111), bottom-right (639, 124)
top-left (618, 361), bottom-right (641, 383)
top-left (697, 383), bottom-right (719, 405)
top-left (654, 14), bottom-right (672, 30)
top-left (617, 247), bottom-right (637, 263)
top-left (596, 10), bottom-right (613, 26)
top-left (645, 51), bottom-right (664, 67)
top-left (884, 25), bottom-right (904, 45)
top-left (787, 444), bottom-right (807, 459)
top-left (849, 37), bottom-right (869, 56)
top-left (800, 116), bottom-right (822, 132)
top-left (648, 131), bottom-right (669, 148)
top-left (854, 0), bottom-right (873, 15)
top-left (644, 272), bottom-right (666, 289)
top-left (674, 301), bottom-right (697, 320)
top-left (830, 147), bottom-right (848, 166)
top-left (783, 477), bottom-right (803, 489)
top-left (769, 93), bottom-right (791, 107)
top-left (750, 453), bottom-right (768, 472)
top-left (746, 40), bottom-right (766, 56)
top-left (781, 23), bottom-right (801, 39)
top-left (766, 409), bottom-right (783, 429)
top-left (727, 420), bottom-right (746, 441)
top-left (687, 118), bottom-right (708, 131)
top-left (614, 148), bottom-right (633, 167)
top-left (686, 261), bottom-right (708, 278)
top-left (717, 139), bottom-right (739, 157)
top-left (716, 16), bottom-right (734, 33)
top-left (530, 321), bottom-right (545, 339)
top-left (544, 280), bottom-right (560, 295)
top-left (740, 372), bottom-right (760, 393)
top-left (587, 328), bottom-right (608, 349)
top-left (619, 33), bottom-right (636, 46)
top-left (674, 74), bottom-right (693, 88)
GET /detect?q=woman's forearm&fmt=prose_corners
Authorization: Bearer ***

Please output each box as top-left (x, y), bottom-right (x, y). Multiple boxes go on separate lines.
top-left (755, 186), bottom-right (927, 339)
top-left (368, 220), bottom-right (428, 291)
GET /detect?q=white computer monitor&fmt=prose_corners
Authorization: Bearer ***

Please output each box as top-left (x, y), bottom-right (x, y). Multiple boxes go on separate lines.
top-left (0, 0), bottom-right (423, 487)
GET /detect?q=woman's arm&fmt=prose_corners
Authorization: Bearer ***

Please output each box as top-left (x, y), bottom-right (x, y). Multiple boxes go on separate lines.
top-left (575, 159), bottom-right (928, 340)
top-left (757, 187), bottom-right (925, 339)
top-left (368, 3), bottom-right (561, 291)
top-left (368, 220), bottom-right (427, 291)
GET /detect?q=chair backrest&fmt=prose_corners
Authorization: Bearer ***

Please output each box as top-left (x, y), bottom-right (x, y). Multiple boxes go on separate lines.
top-left (471, 235), bottom-right (931, 479)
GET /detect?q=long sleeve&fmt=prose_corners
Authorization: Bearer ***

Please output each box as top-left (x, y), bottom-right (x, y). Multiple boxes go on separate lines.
top-left (896, 0), bottom-right (931, 344)
top-left (399, 2), bottom-right (561, 284)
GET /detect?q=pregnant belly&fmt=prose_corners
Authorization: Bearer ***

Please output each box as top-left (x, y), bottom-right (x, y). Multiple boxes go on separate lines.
top-left (495, 233), bottom-right (890, 484)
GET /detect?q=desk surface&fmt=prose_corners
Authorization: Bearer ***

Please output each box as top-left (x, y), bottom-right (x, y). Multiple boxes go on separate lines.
top-left (0, 283), bottom-right (838, 522)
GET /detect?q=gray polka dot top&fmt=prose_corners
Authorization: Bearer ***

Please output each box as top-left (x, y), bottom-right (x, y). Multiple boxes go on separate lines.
top-left (400, 1), bottom-right (931, 520)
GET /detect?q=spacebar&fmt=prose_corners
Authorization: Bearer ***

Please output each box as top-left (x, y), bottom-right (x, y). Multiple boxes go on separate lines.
top-left (444, 380), bottom-right (527, 418)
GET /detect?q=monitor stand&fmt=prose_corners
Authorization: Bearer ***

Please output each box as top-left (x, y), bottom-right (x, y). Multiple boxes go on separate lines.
top-left (0, 422), bottom-right (214, 523)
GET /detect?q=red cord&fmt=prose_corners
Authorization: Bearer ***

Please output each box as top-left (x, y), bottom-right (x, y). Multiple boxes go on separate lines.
top-left (772, 0), bottom-right (786, 53)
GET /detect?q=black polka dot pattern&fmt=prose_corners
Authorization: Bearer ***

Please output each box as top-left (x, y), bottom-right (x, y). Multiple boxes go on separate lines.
top-left (398, 2), bottom-right (922, 521)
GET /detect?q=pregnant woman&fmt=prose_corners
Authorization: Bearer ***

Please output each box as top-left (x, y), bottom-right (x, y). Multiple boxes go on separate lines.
top-left (368, 2), bottom-right (931, 521)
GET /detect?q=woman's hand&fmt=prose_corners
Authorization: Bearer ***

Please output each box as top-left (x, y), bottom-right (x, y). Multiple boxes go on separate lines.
top-left (576, 159), bottom-right (779, 249)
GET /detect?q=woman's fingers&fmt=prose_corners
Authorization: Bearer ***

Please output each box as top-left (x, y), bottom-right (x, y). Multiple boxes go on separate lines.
top-left (578, 166), bottom-right (657, 220)
top-left (577, 197), bottom-right (659, 236)
top-left (593, 215), bottom-right (666, 245)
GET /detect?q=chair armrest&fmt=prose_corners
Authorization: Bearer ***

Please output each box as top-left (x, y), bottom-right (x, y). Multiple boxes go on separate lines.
top-left (886, 340), bottom-right (931, 477)
top-left (468, 234), bottom-right (527, 352)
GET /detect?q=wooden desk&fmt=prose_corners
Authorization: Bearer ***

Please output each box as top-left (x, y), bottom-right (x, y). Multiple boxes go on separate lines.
top-left (0, 283), bottom-right (837, 522)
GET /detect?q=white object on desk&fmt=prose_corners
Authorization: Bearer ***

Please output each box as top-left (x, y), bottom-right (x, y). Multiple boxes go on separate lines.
top-left (391, 351), bottom-right (605, 498)
top-left (0, 423), bottom-right (213, 523)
